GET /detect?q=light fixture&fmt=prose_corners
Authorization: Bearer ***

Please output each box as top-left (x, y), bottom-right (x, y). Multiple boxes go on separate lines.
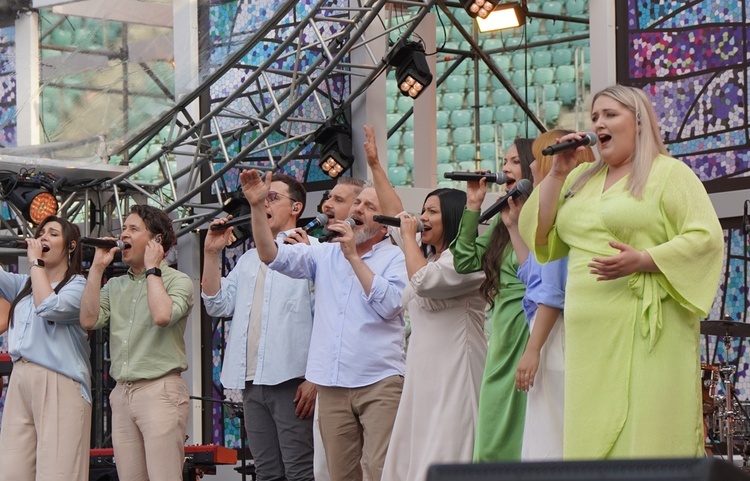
top-left (476, 2), bottom-right (527, 32)
top-left (315, 123), bottom-right (353, 179)
top-left (463, 0), bottom-right (501, 19)
top-left (386, 39), bottom-right (433, 99)
top-left (221, 189), bottom-right (252, 248)
top-left (7, 184), bottom-right (58, 225)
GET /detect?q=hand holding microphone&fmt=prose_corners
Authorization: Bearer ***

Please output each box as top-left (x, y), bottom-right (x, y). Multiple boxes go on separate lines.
top-left (478, 179), bottom-right (533, 224)
top-left (541, 132), bottom-right (597, 156)
top-left (319, 218), bottom-right (356, 243)
top-left (0, 237), bottom-right (50, 252)
top-left (443, 171), bottom-right (507, 184)
top-left (80, 237), bottom-right (129, 250)
top-left (373, 215), bottom-right (424, 233)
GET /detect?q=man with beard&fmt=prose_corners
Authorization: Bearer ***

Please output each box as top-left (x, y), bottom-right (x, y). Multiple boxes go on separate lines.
top-left (242, 169), bottom-right (406, 481)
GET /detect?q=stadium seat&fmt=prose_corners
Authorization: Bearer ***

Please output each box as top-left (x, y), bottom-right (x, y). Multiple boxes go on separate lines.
top-left (556, 65), bottom-right (576, 83)
top-left (437, 147), bottom-right (453, 165)
top-left (542, 1), bottom-right (564, 15)
top-left (494, 105), bottom-right (516, 123)
top-left (402, 148), bottom-right (415, 168)
top-left (436, 110), bottom-right (449, 129)
top-left (533, 67), bottom-right (555, 85)
top-left (532, 50), bottom-right (553, 68)
top-left (386, 113), bottom-right (402, 131)
top-left (557, 81), bottom-right (577, 106)
top-left (386, 79), bottom-right (398, 96)
top-left (437, 162), bottom-right (457, 178)
top-left (491, 89), bottom-right (512, 106)
top-left (386, 96), bottom-right (396, 113)
top-left (436, 128), bottom-right (450, 146)
top-left (544, 18), bottom-right (565, 34)
top-left (482, 38), bottom-right (503, 52)
top-left (489, 54), bottom-right (511, 72)
top-left (511, 70), bottom-right (529, 89)
top-left (458, 160), bottom-right (480, 172)
top-left (387, 130), bottom-right (402, 149)
top-left (388, 166), bottom-right (410, 186)
top-left (512, 52), bottom-right (532, 70)
top-left (552, 48), bottom-right (574, 67)
top-left (504, 36), bottom-right (523, 50)
top-left (540, 83), bottom-right (558, 101)
top-left (450, 109), bottom-right (473, 127)
top-left (397, 95), bottom-right (412, 112)
top-left (480, 142), bottom-right (497, 160)
top-left (565, 0), bottom-right (586, 15)
top-left (387, 149), bottom-right (399, 167)
top-left (479, 107), bottom-right (494, 124)
top-left (452, 126), bottom-right (473, 144)
top-left (543, 100), bottom-right (562, 125)
top-left (443, 73), bottom-right (468, 93)
top-left (500, 122), bottom-right (519, 141)
top-left (441, 92), bottom-right (464, 110)
top-left (402, 130), bottom-right (414, 148)
top-left (479, 124), bottom-right (495, 142)
top-left (455, 144), bottom-right (476, 163)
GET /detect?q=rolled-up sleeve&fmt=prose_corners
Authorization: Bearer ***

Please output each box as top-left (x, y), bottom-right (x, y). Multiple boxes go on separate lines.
top-left (34, 276), bottom-right (86, 324)
top-left (363, 251), bottom-right (406, 320)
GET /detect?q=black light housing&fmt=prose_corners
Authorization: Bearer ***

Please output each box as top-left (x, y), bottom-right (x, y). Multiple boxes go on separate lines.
top-left (476, 2), bottom-right (527, 32)
top-left (221, 189), bottom-right (252, 248)
top-left (315, 123), bottom-right (354, 179)
top-left (386, 39), bottom-right (433, 99)
top-left (463, 0), bottom-right (501, 19)
top-left (7, 182), bottom-right (58, 225)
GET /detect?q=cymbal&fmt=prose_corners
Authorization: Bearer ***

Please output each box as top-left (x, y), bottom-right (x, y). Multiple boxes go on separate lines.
top-left (701, 320), bottom-right (750, 337)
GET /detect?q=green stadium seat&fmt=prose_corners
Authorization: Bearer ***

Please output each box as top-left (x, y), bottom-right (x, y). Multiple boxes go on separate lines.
top-left (552, 48), bottom-right (573, 67)
top-left (556, 65), bottom-right (576, 83)
top-left (533, 67), bottom-right (555, 85)
top-left (450, 109), bottom-right (473, 127)
top-left (388, 166), bottom-right (410, 186)
top-left (533, 50), bottom-right (553, 68)
top-left (402, 148), bottom-right (415, 168)
top-left (500, 122), bottom-right (519, 141)
top-left (480, 142), bottom-right (497, 160)
top-left (557, 81), bottom-right (577, 106)
top-left (494, 105), bottom-right (516, 123)
top-left (455, 144), bottom-right (475, 163)
top-left (437, 147), bottom-right (453, 165)
top-left (402, 131), bottom-right (414, 148)
top-left (444, 73), bottom-right (468, 93)
top-left (437, 110), bottom-right (449, 129)
top-left (452, 126), bottom-right (473, 144)
top-left (542, 1), bottom-right (564, 15)
top-left (492, 89), bottom-right (512, 106)
top-left (565, 0), bottom-right (586, 15)
top-left (387, 131), bottom-right (402, 149)
top-left (387, 149), bottom-right (399, 167)
top-left (479, 124), bottom-right (495, 142)
top-left (437, 129), bottom-right (450, 145)
top-left (441, 92), bottom-right (464, 110)
top-left (545, 18), bottom-right (565, 34)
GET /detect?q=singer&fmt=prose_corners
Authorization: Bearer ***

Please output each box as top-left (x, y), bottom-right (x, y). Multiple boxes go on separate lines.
top-left (0, 215), bottom-right (91, 481)
top-left (80, 205), bottom-right (194, 480)
top-left (518, 85), bottom-right (724, 459)
top-left (203, 173), bottom-right (316, 481)
top-left (364, 125), bottom-right (486, 481)
top-left (242, 166), bottom-right (406, 481)
top-left (450, 137), bottom-right (535, 462)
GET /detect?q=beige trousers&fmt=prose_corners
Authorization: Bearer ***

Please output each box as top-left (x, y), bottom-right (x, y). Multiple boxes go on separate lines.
top-left (109, 372), bottom-right (189, 481)
top-left (0, 359), bottom-right (91, 481)
top-left (317, 375), bottom-right (403, 481)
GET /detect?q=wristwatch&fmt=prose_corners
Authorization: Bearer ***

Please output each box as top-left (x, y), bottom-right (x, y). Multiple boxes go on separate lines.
top-left (145, 267), bottom-right (162, 278)
top-left (30, 259), bottom-right (45, 268)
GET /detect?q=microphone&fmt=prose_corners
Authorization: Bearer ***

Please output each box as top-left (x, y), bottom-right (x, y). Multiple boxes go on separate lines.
top-left (318, 218), bottom-right (355, 243)
top-left (210, 213), bottom-right (252, 231)
top-left (80, 237), bottom-right (129, 250)
top-left (302, 213), bottom-right (330, 233)
top-left (373, 215), bottom-right (424, 233)
top-left (541, 132), bottom-right (597, 156)
top-left (477, 179), bottom-right (533, 224)
top-left (0, 237), bottom-right (50, 252)
top-left (443, 171), bottom-right (507, 183)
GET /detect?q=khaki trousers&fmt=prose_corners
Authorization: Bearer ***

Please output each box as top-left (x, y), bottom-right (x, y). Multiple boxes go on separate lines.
top-left (110, 372), bottom-right (189, 481)
top-left (317, 375), bottom-right (403, 481)
top-left (0, 359), bottom-right (91, 481)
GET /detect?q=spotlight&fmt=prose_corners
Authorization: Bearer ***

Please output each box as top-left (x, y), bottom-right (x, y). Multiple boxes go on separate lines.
top-left (386, 39), bottom-right (433, 99)
top-left (7, 185), bottom-right (58, 225)
top-left (463, 0), bottom-right (501, 19)
top-left (315, 124), bottom-right (353, 179)
top-left (476, 2), bottom-right (527, 32)
top-left (221, 189), bottom-right (252, 249)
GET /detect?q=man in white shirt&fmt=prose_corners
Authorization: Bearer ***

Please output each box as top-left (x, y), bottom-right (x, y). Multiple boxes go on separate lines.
top-left (243, 169), bottom-right (406, 481)
top-left (202, 173), bottom-right (315, 481)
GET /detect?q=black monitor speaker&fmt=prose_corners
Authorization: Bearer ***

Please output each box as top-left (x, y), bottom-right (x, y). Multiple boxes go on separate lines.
top-left (426, 458), bottom-right (750, 481)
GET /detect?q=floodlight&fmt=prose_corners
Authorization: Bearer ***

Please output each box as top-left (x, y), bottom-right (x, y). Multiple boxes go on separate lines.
top-left (476, 2), bottom-right (527, 32)
top-left (315, 124), bottom-right (353, 179)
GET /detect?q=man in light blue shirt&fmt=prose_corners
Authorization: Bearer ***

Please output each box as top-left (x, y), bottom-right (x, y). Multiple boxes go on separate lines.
top-left (202, 173), bottom-right (316, 481)
top-left (243, 169), bottom-right (406, 481)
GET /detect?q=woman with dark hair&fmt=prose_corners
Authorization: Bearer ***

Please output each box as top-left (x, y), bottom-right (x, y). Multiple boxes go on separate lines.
top-left (364, 126), bottom-right (487, 481)
top-left (0, 215), bottom-right (90, 481)
top-left (451, 137), bottom-right (535, 461)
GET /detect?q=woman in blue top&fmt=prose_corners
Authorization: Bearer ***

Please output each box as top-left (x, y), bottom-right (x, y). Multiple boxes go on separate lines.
top-left (0, 215), bottom-right (90, 481)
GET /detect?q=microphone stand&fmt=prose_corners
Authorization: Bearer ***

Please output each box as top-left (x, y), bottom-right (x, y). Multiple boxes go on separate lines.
top-left (190, 395), bottom-right (249, 481)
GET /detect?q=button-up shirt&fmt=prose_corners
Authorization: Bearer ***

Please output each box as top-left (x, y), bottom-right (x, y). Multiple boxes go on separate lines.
top-left (94, 260), bottom-right (194, 382)
top-left (269, 238), bottom-right (407, 388)
top-left (202, 230), bottom-right (316, 389)
top-left (0, 272), bottom-right (91, 402)
top-left (517, 254), bottom-right (567, 323)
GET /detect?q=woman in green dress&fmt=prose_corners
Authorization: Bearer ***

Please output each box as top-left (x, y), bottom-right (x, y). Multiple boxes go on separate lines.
top-left (451, 137), bottom-right (535, 461)
top-left (519, 85), bottom-right (724, 458)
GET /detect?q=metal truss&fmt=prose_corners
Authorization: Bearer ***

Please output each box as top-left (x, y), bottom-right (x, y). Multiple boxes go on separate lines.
top-left (64, 0), bottom-right (439, 238)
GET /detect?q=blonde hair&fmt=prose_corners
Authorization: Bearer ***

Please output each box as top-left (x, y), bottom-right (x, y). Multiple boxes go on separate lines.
top-left (532, 129), bottom-right (594, 180)
top-left (568, 85), bottom-right (668, 199)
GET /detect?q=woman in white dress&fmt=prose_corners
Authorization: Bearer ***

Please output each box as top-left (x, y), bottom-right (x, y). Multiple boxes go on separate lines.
top-left (363, 125), bottom-right (487, 481)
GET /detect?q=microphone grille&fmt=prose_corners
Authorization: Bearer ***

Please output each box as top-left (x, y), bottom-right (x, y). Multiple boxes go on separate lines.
top-left (517, 178), bottom-right (533, 196)
top-left (344, 218), bottom-right (356, 228)
top-left (584, 131), bottom-right (598, 146)
top-left (316, 212), bottom-right (329, 224)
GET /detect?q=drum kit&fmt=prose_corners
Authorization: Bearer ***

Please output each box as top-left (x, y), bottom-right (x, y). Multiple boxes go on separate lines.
top-left (701, 320), bottom-right (750, 464)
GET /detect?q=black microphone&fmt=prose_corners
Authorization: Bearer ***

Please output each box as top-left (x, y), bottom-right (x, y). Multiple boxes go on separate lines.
top-left (210, 213), bottom-right (252, 231)
top-left (477, 179), bottom-right (533, 224)
top-left (318, 218), bottom-right (356, 243)
top-left (541, 132), bottom-right (597, 156)
top-left (0, 237), bottom-right (50, 252)
top-left (302, 213), bottom-right (330, 233)
top-left (443, 171), bottom-right (507, 183)
top-left (80, 237), bottom-right (129, 250)
top-left (373, 215), bottom-right (424, 233)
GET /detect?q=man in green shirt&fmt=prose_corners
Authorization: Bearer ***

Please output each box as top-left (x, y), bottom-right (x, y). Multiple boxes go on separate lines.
top-left (81, 204), bottom-right (194, 481)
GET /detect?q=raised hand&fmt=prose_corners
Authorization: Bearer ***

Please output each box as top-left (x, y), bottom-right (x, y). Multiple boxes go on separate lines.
top-left (466, 176), bottom-right (487, 211)
top-left (240, 170), bottom-right (271, 207)
top-left (363, 124), bottom-right (380, 169)
top-left (205, 217), bottom-right (235, 254)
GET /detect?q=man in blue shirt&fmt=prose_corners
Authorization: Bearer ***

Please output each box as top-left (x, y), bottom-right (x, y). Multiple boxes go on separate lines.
top-left (202, 174), bottom-right (316, 481)
top-left (243, 169), bottom-right (406, 481)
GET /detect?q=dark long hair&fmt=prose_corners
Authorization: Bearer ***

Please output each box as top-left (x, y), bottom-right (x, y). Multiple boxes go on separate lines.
top-left (480, 138), bottom-right (534, 309)
top-left (421, 188), bottom-right (467, 258)
top-left (8, 216), bottom-right (82, 327)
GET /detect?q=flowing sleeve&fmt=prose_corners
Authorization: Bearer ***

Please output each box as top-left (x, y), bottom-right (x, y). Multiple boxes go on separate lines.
top-left (646, 159), bottom-right (724, 317)
top-left (518, 179), bottom-right (572, 264)
top-left (450, 208), bottom-right (497, 274)
top-left (410, 250), bottom-right (484, 299)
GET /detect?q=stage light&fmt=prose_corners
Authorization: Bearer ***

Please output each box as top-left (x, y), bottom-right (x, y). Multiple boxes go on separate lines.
top-left (386, 39), bottom-right (433, 99)
top-left (463, 0), bottom-right (501, 19)
top-left (7, 186), bottom-right (58, 225)
top-left (476, 2), bottom-right (527, 32)
top-left (220, 189), bottom-right (252, 249)
top-left (315, 124), bottom-right (353, 179)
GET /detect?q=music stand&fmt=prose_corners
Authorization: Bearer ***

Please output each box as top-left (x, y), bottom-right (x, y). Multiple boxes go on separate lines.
top-left (190, 395), bottom-right (251, 481)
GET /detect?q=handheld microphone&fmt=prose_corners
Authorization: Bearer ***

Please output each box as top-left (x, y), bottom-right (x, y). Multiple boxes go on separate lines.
top-left (302, 213), bottom-right (330, 233)
top-left (80, 237), bottom-right (129, 250)
top-left (373, 215), bottom-right (424, 233)
top-left (210, 213), bottom-right (252, 231)
top-left (318, 218), bottom-right (356, 243)
top-left (541, 132), bottom-right (597, 156)
top-left (0, 237), bottom-right (50, 252)
top-left (443, 171), bottom-right (507, 184)
top-left (477, 179), bottom-right (533, 224)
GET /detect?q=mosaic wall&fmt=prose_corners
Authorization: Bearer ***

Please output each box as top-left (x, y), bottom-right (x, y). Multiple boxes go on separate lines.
top-left (621, 1), bottom-right (750, 398)
top-left (0, 25), bottom-right (16, 148)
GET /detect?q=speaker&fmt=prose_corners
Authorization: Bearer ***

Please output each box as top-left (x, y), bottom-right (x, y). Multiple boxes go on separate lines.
top-left (426, 458), bottom-right (750, 481)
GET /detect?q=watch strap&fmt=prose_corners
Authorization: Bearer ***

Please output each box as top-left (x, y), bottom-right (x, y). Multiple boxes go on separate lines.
top-left (145, 267), bottom-right (162, 278)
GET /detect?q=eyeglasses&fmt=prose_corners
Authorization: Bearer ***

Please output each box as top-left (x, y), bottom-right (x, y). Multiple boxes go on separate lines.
top-left (266, 191), bottom-right (297, 203)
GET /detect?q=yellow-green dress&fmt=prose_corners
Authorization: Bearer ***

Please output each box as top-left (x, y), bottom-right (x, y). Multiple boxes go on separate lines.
top-left (518, 155), bottom-right (724, 459)
top-left (451, 209), bottom-right (529, 461)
